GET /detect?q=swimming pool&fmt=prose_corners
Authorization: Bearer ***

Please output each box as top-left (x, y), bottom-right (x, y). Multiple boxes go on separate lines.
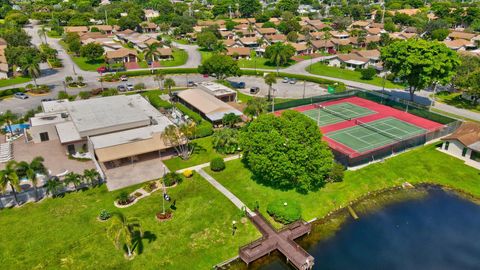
top-left (3, 123), bottom-right (30, 133)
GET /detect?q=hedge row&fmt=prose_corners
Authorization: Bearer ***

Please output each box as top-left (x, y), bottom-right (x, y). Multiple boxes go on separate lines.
top-left (0, 87), bottom-right (26, 98)
top-left (117, 68), bottom-right (198, 77)
top-left (175, 103), bottom-right (213, 138)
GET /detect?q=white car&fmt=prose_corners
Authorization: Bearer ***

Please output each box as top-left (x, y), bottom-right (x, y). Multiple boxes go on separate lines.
top-left (126, 83), bottom-right (134, 91)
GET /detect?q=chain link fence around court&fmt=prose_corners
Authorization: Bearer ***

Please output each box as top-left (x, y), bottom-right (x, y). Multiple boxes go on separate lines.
top-left (331, 120), bottom-right (462, 167)
top-left (272, 90), bottom-right (462, 167)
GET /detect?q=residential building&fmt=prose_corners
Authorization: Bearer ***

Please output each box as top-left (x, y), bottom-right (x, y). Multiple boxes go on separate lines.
top-left (105, 48), bottom-right (138, 64)
top-left (441, 122), bottom-right (480, 168)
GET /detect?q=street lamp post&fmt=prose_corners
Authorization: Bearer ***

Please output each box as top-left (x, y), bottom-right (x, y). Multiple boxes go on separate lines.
top-left (303, 80), bottom-right (306, 99)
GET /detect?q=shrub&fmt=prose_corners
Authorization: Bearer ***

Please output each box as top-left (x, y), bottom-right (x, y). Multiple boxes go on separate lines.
top-left (163, 172), bottom-right (181, 187)
top-left (78, 91), bottom-right (91, 99)
top-left (266, 199), bottom-right (302, 224)
top-left (210, 157), bottom-right (226, 172)
top-left (57, 91), bottom-right (68, 99)
top-left (175, 103), bottom-right (213, 138)
top-left (142, 181), bottom-right (157, 192)
top-left (99, 209), bottom-right (111, 220)
top-left (183, 169), bottom-right (193, 178)
top-left (116, 191), bottom-right (133, 205)
top-left (0, 87), bottom-right (26, 98)
top-left (134, 83), bottom-right (146, 90)
top-left (212, 128), bottom-right (239, 154)
top-left (360, 67), bottom-right (377, 80)
top-left (328, 163), bottom-right (344, 183)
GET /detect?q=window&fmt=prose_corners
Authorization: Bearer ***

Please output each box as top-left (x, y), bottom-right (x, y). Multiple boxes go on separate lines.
top-left (444, 141), bottom-right (449, 150)
top-left (39, 132), bottom-right (49, 142)
top-left (471, 151), bottom-right (480, 162)
top-left (462, 147), bottom-right (468, 157)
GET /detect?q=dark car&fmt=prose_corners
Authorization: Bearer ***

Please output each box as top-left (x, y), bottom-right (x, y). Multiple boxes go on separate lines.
top-left (187, 81), bottom-right (196, 87)
top-left (41, 98), bottom-right (55, 102)
top-left (228, 81), bottom-right (246, 89)
top-left (250, 86), bottom-right (260, 94)
top-left (117, 85), bottom-right (126, 92)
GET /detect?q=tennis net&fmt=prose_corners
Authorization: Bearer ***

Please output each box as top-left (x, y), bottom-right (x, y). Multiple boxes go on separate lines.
top-left (355, 119), bottom-right (404, 141)
top-left (314, 104), bottom-right (351, 121)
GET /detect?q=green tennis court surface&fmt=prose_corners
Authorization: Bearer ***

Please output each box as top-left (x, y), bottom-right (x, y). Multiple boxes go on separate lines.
top-left (302, 102), bottom-right (376, 126)
top-left (327, 117), bottom-right (427, 153)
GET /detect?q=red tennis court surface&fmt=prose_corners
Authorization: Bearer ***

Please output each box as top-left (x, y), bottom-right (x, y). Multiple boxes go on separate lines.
top-left (280, 96), bottom-right (445, 158)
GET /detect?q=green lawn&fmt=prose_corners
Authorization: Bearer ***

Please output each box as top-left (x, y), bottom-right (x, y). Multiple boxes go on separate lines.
top-left (160, 49), bottom-right (188, 67)
top-left (0, 76), bottom-right (31, 87)
top-left (0, 175), bottom-right (260, 270)
top-left (435, 91), bottom-right (480, 113)
top-left (199, 49), bottom-right (213, 62)
top-left (308, 63), bottom-right (403, 89)
top-left (206, 144), bottom-right (480, 227)
top-left (163, 136), bottom-right (225, 171)
top-left (237, 57), bottom-right (294, 70)
top-left (72, 57), bottom-right (105, 71)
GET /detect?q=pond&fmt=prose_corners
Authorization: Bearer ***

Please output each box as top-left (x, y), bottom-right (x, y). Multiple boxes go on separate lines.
top-left (228, 187), bottom-right (480, 270)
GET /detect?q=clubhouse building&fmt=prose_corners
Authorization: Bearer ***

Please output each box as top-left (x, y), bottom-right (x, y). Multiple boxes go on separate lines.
top-left (29, 95), bottom-right (175, 190)
top-left (441, 122), bottom-right (480, 168)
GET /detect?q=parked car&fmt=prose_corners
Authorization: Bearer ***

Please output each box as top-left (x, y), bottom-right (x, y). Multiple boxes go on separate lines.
top-left (250, 86), bottom-right (260, 94)
top-left (126, 83), bottom-right (134, 91)
top-left (14, 92), bottom-right (28, 99)
top-left (117, 85), bottom-right (126, 92)
top-left (120, 75), bottom-right (128, 81)
top-left (282, 77), bottom-right (289, 83)
top-left (187, 81), bottom-right (196, 87)
top-left (228, 80), bottom-right (246, 89)
top-left (97, 66), bottom-right (107, 74)
top-left (289, 78), bottom-right (297, 84)
top-left (41, 98), bottom-right (55, 102)
top-left (203, 74), bottom-right (209, 78)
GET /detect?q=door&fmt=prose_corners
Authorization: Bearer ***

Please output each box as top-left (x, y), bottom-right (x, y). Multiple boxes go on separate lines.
top-left (39, 132), bottom-right (49, 142)
top-left (67, 144), bottom-right (75, 155)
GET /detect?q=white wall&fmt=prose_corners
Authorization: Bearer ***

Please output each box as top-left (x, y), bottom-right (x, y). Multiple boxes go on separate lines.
top-left (30, 124), bottom-right (59, 143)
top-left (443, 140), bottom-right (470, 160)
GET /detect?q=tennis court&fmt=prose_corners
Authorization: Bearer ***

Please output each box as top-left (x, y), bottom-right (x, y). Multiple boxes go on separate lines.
top-left (326, 117), bottom-right (427, 153)
top-left (302, 102), bottom-right (376, 126)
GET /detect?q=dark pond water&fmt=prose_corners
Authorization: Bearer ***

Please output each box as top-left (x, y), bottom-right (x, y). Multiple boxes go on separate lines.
top-left (242, 188), bottom-right (480, 270)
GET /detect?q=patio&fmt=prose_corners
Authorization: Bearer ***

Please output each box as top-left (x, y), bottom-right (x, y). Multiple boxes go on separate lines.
top-left (103, 151), bottom-right (171, 191)
top-left (0, 138), bottom-right (95, 175)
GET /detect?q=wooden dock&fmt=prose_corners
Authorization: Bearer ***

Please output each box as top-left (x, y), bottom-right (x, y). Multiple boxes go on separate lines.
top-left (239, 211), bottom-right (314, 269)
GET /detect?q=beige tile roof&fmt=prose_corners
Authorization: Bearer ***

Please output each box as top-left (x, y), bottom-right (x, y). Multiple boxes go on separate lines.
top-left (258, 28), bottom-right (277, 34)
top-left (449, 31), bottom-right (477, 40)
top-left (227, 47), bottom-right (250, 56)
top-left (65, 26), bottom-right (89, 33)
top-left (105, 48), bottom-right (137, 59)
top-left (156, 47), bottom-right (172, 56)
top-left (442, 122), bottom-right (480, 147)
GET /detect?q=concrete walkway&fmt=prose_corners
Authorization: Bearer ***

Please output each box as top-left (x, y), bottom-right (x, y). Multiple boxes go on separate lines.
top-left (197, 169), bottom-right (255, 216)
top-left (175, 154), bottom-right (254, 216)
top-left (176, 154), bottom-right (241, 173)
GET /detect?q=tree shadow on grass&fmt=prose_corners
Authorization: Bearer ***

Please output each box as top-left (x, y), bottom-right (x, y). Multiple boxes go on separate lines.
top-left (241, 158), bottom-right (324, 195)
top-left (190, 142), bottom-right (207, 155)
top-left (132, 231), bottom-right (157, 255)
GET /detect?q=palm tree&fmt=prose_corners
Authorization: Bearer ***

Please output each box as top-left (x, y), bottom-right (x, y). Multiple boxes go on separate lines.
top-left (266, 43), bottom-right (294, 75)
top-left (1, 110), bottom-right (18, 137)
top-left (77, 76), bottom-right (84, 86)
top-left (37, 25), bottom-right (48, 44)
top-left (107, 212), bottom-right (142, 258)
top-left (144, 43), bottom-right (160, 74)
top-left (16, 157), bottom-right (46, 201)
top-left (22, 59), bottom-right (41, 87)
top-left (164, 78), bottom-right (176, 96)
top-left (213, 41), bottom-right (227, 54)
top-left (264, 73), bottom-right (277, 101)
top-left (83, 169), bottom-right (101, 187)
top-left (154, 73), bottom-right (165, 90)
top-left (64, 172), bottom-right (82, 190)
top-left (45, 177), bottom-right (63, 197)
top-left (0, 161), bottom-right (21, 205)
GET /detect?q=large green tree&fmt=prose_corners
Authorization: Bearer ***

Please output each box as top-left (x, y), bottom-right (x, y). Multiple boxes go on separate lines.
top-left (276, 0), bottom-right (299, 13)
top-left (240, 110), bottom-right (334, 193)
top-left (198, 54), bottom-right (241, 80)
top-left (80, 43), bottom-right (105, 62)
top-left (196, 31), bottom-right (218, 51)
top-left (381, 39), bottom-right (460, 101)
top-left (239, 0), bottom-right (261, 18)
top-left (463, 70), bottom-right (480, 105)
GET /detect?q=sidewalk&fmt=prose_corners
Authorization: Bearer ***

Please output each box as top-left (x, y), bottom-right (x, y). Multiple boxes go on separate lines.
top-left (177, 154), bottom-right (255, 216)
